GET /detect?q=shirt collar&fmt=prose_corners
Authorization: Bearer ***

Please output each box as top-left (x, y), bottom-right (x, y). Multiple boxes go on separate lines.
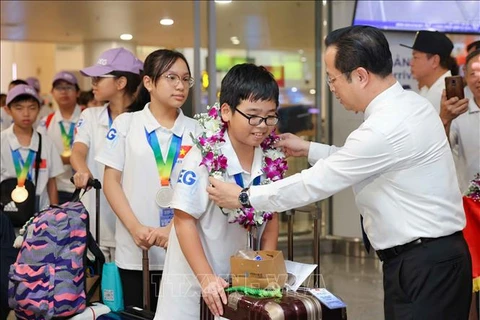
top-left (6, 125), bottom-right (40, 151)
top-left (364, 81), bottom-right (404, 120)
top-left (468, 97), bottom-right (480, 114)
top-left (142, 102), bottom-right (186, 137)
top-left (221, 130), bottom-right (264, 182)
top-left (430, 70), bottom-right (451, 90)
top-left (99, 103), bottom-right (110, 127)
top-left (54, 104), bottom-right (82, 123)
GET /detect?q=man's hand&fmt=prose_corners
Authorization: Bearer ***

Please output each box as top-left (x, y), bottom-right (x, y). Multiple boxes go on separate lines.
top-left (207, 177), bottom-right (242, 209)
top-left (275, 133), bottom-right (310, 158)
top-left (440, 89), bottom-right (469, 126)
top-left (147, 225), bottom-right (171, 248)
top-left (200, 275), bottom-right (228, 317)
top-left (129, 223), bottom-right (154, 250)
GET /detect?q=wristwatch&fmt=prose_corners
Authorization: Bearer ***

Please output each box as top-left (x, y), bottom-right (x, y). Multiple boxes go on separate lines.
top-left (238, 187), bottom-right (251, 208)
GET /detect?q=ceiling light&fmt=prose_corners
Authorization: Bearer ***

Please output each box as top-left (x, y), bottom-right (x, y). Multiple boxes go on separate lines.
top-left (291, 87), bottom-right (298, 93)
top-left (160, 18), bottom-right (174, 26)
top-left (120, 34), bottom-right (133, 41)
top-left (309, 89), bottom-right (316, 95)
top-left (215, 0), bottom-right (232, 3)
top-left (232, 39), bottom-right (240, 45)
top-left (300, 57), bottom-right (307, 63)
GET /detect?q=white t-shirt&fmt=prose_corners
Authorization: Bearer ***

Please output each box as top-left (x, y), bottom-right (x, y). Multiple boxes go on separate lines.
top-left (37, 105), bottom-right (82, 193)
top-left (1, 107), bottom-right (13, 132)
top-left (251, 82), bottom-right (465, 251)
top-left (1, 125), bottom-right (64, 211)
top-left (450, 98), bottom-right (480, 193)
top-left (419, 70), bottom-right (451, 114)
top-left (155, 132), bottom-right (265, 320)
top-left (96, 104), bottom-right (202, 270)
top-left (73, 104), bottom-right (116, 247)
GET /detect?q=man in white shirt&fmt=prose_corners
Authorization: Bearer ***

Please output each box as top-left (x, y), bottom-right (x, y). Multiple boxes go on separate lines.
top-left (208, 26), bottom-right (471, 320)
top-left (401, 30), bottom-right (457, 113)
top-left (440, 49), bottom-right (480, 193)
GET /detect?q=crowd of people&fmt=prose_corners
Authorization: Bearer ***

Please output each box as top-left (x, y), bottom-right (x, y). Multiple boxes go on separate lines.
top-left (1, 26), bottom-right (479, 320)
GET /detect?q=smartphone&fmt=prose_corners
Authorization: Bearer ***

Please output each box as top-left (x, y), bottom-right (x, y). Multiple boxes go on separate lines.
top-left (445, 76), bottom-right (465, 100)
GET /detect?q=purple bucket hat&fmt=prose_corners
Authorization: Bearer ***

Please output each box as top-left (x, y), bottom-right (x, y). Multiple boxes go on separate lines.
top-left (80, 47), bottom-right (143, 77)
top-left (52, 71), bottom-right (78, 86)
top-left (6, 84), bottom-right (42, 106)
top-left (26, 77), bottom-right (41, 92)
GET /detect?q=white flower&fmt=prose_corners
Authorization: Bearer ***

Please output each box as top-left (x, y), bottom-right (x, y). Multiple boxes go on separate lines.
top-left (204, 118), bottom-right (222, 137)
top-left (211, 171), bottom-right (224, 181)
top-left (264, 148), bottom-right (284, 160)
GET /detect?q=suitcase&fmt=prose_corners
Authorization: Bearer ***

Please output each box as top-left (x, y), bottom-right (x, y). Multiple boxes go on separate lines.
top-left (200, 204), bottom-right (348, 319)
top-left (98, 250), bottom-right (155, 320)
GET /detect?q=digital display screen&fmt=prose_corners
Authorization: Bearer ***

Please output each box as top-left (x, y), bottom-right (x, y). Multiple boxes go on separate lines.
top-left (353, 0), bottom-right (480, 34)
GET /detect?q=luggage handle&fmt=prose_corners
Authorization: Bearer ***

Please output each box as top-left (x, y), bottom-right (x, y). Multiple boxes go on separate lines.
top-left (287, 204), bottom-right (322, 288)
top-left (142, 249), bottom-right (150, 311)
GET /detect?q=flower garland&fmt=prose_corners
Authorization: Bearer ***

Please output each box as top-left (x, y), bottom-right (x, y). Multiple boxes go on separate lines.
top-left (191, 103), bottom-right (288, 228)
top-left (465, 173), bottom-right (480, 202)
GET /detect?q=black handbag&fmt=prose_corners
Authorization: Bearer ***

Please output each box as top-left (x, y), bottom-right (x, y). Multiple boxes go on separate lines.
top-left (0, 133), bottom-right (42, 227)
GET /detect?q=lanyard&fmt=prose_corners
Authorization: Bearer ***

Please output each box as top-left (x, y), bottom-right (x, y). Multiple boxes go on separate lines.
top-left (233, 173), bottom-right (261, 188)
top-left (107, 107), bottom-right (113, 129)
top-left (11, 148), bottom-right (35, 186)
top-left (59, 121), bottom-right (75, 151)
top-left (145, 128), bottom-right (182, 186)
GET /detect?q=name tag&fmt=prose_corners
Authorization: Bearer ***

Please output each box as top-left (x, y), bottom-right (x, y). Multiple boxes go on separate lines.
top-left (308, 288), bottom-right (347, 309)
top-left (159, 208), bottom-right (174, 227)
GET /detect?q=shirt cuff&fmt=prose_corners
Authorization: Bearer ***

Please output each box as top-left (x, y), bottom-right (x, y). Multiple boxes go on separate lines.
top-left (307, 142), bottom-right (335, 165)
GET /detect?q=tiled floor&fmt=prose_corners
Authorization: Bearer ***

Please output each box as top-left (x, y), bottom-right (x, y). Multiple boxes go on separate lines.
top-left (299, 253), bottom-right (385, 320)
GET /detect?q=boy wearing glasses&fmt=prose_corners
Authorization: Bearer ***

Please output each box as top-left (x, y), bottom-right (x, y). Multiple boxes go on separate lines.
top-left (154, 63), bottom-right (280, 319)
top-left (38, 71), bottom-right (81, 203)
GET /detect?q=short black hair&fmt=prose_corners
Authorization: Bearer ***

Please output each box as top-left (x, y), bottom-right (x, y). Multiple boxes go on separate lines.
top-left (325, 25), bottom-right (393, 80)
top-left (219, 63), bottom-right (279, 112)
top-left (466, 49), bottom-right (480, 68)
top-left (110, 70), bottom-right (142, 97)
top-left (467, 40), bottom-right (480, 53)
top-left (0, 93), bottom-right (6, 106)
top-left (9, 79), bottom-right (28, 87)
top-left (7, 95), bottom-right (40, 108)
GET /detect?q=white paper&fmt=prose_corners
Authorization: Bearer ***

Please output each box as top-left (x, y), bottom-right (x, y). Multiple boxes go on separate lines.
top-left (284, 260), bottom-right (318, 292)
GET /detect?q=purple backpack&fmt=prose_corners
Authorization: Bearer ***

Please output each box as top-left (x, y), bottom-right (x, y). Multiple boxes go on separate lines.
top-left (7, 199), bottom-right (102, 320)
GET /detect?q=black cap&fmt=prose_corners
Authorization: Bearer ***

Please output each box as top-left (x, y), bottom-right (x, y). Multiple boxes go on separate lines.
top-left (467, 40), bottom-right (480, 53)
top-left (400, 31), bottom-right (453, 58)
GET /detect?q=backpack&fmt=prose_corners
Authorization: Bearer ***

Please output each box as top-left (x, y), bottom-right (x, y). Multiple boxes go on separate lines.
top-left (7, 183), bottom-right (104, 320)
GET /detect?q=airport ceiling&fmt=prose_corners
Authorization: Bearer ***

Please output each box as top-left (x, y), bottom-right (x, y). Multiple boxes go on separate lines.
top-left (1, 1), bottom-right (315, 51)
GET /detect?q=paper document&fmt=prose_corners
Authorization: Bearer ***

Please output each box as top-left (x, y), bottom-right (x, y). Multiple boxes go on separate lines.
top-left (284, 260), bottom-right (318, 292)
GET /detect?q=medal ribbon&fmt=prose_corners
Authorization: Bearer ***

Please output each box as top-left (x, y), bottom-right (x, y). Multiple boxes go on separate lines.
top-left (145, 128), bottom-right (183, 186)
top-left (59, 121), bottom-right (75, 152)
top-left (11, 148), bottom-right (36, 187)
top-left (234, 174), bottom-right (261, 188)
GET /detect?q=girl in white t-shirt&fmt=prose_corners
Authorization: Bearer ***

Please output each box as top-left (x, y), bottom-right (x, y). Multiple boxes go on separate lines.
top-left (71, 47), bottom-right (143, 262)
top-left (96, 49), bottom-right (201, 310)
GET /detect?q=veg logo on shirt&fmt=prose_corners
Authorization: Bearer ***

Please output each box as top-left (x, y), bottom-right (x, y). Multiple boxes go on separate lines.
top-left (177, 170), bottom-right (197, 185)
top-left (76, 119), bottom-right (84, 128)
top-left (106, 128), bottom-right (117, 141)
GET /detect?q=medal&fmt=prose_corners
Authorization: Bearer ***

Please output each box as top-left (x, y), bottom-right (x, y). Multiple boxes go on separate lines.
top-left (61, 149), bottom-right (72, 157)
top-left (11, 185), bottom-right (29, 203)
top-left (156, 187), bottom-right (174, 208)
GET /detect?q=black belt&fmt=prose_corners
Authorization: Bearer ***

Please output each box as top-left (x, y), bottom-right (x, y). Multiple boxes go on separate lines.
top-left (376, 232), bottom-right (461, 262)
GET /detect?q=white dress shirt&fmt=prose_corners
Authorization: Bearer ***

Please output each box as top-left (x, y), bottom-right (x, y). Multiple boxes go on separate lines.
top-left (449, 97), bottom-right (480, 193)
top-left (250, 82), bottom-right (465, 250)
top-left (419, 70), bottom-right (451, 114)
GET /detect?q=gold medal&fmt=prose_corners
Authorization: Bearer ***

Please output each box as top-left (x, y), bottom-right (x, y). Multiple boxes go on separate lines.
top-left (11, 185), bottom-right (29, 203)
top-left (61, 149), bottom-right (72, 157)
top-left (156, 187), bottom-right (174, 208)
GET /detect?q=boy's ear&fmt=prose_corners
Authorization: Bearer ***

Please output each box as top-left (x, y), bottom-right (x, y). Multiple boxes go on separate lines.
top-left (220, 103), bottom-right (232, 122)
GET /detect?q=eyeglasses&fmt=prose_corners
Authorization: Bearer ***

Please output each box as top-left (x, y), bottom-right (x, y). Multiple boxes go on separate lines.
top-left (91, 75), bottom-right (116, 85)
top-left (163, 74), bottom-right (195, 88)
top-left (326, 71), bottom-right (351, 86)
top-left (235, 108), bottom-right (279, 126)
top-left (53, 85), bottom-right (76, 92)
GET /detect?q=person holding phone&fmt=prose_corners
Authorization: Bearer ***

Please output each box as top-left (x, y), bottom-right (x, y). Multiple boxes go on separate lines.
top-left (401, 30), bottom-right (458, 113)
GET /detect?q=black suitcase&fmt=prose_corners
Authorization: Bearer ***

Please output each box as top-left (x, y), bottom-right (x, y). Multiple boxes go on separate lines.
top-left (201, 205), bottom-right (347, 319)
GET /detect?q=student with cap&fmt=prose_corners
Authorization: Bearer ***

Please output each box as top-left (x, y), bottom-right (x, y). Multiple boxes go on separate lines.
top-left (208, 25), bottom-right (471, 320)
top-left (71, 47), bottom-right (143, 262)
top-left (2, 80), bottom-right (28, 132)
top-left (401, 30), bottom-right (458, 113)
top-left (37, 71), bottom-right (82, 204)
top-left (1, 84), bottom-right (63, 211)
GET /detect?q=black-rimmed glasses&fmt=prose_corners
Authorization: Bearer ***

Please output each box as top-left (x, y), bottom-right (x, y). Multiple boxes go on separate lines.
top-left (235, 108), bottom-right (278, 126)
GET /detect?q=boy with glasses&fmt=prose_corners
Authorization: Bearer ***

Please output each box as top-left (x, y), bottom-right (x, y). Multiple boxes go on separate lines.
top-left (38, 71), bottom-right (82, 203)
